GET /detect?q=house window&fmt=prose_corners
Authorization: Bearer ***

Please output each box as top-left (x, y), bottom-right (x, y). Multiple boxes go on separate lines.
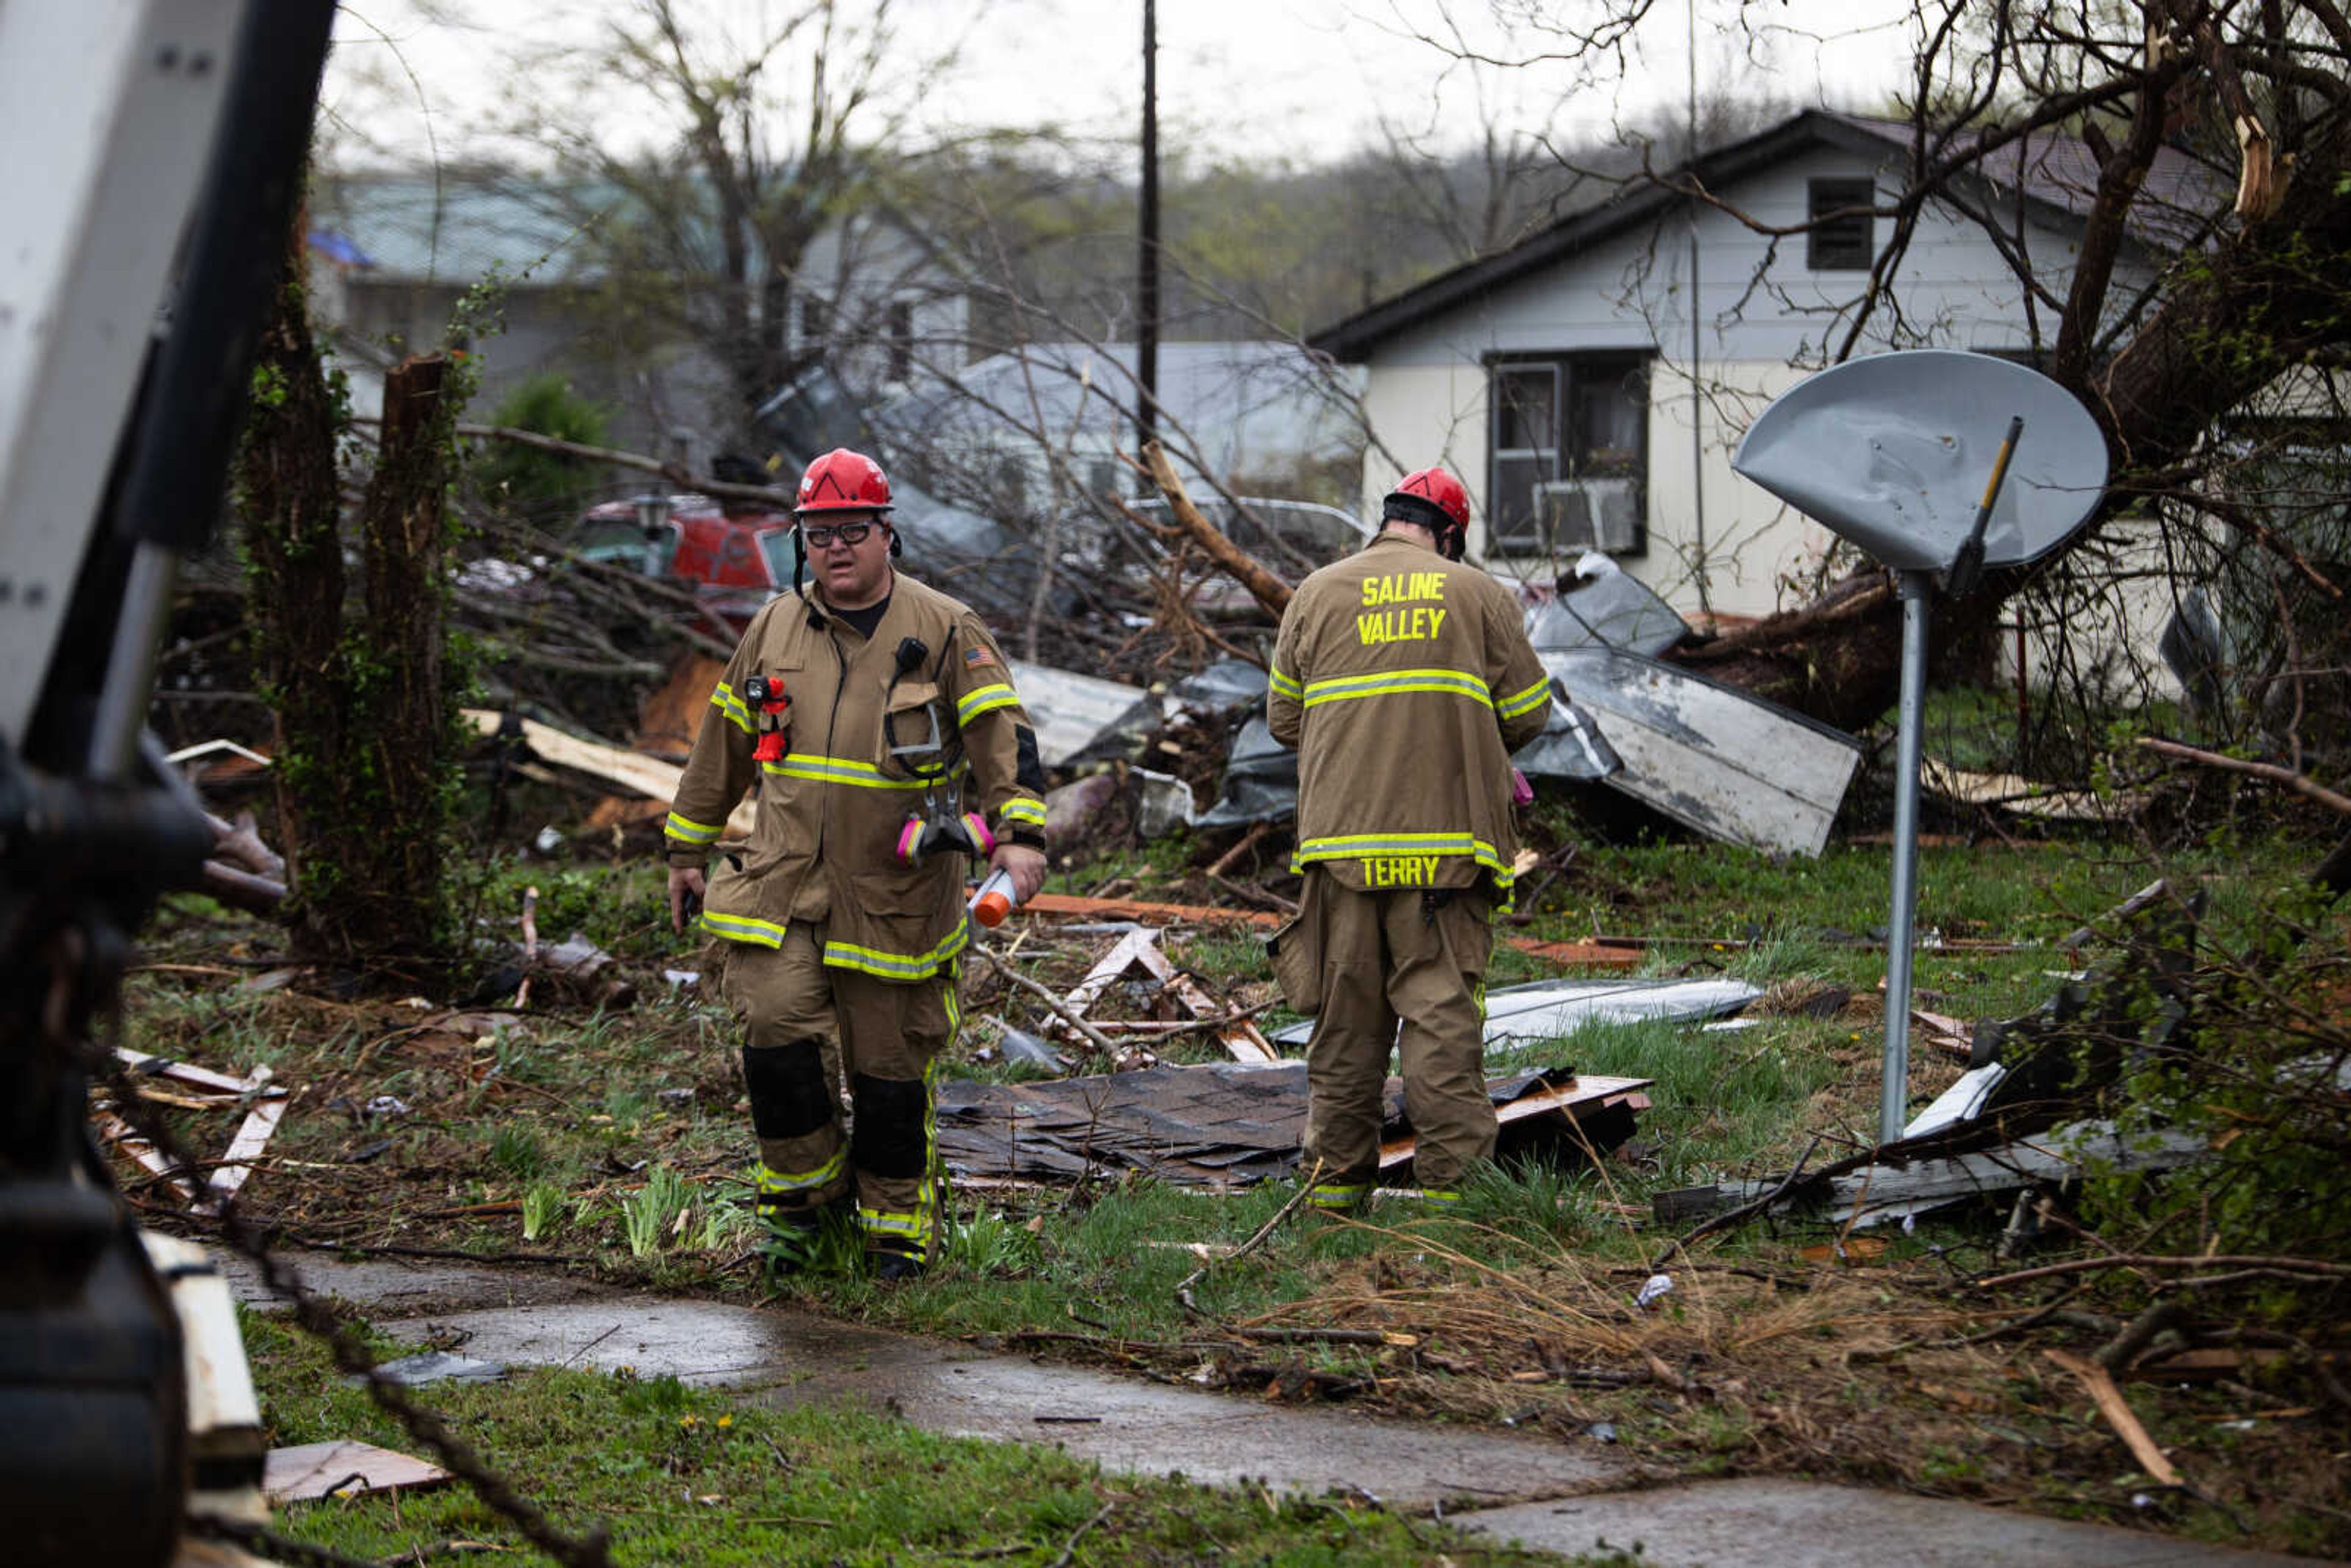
top-left (1486, 353), bottom-right (1649, 555)
top-left (799, 293), bottom-right (831, 348)
top-left (1807, 178), bottom-right (1877, 271)
top-left (885, 300), bottom-right (914, 383)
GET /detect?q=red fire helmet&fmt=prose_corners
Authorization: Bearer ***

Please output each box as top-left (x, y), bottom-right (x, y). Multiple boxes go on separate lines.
top-left (1387, 466), bottom-right (1469, 531)
top-left (794, 448), bottom-right (894, 514)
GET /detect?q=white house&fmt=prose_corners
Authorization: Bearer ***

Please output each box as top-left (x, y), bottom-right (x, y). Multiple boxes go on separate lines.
top-left (1308, 111), bottom-right (2214, 663)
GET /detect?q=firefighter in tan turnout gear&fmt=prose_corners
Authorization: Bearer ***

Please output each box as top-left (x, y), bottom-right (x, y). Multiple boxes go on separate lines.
top-left (665, 448), bottom-right (1049, 1280)
top-left (1267, 467), bottom-right (1551, 1213)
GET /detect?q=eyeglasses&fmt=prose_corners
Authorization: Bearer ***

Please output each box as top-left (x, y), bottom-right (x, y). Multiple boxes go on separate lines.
top-left (801, 520), bottom-right (877, 549)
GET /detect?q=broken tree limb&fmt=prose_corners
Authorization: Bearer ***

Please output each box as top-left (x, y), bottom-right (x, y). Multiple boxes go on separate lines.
top-left (1139, 441), bottom-right (1293, 617)
top-left (2061, 877), bottom-right (2171, 953)
top-left (451, 422), bottom-right (790, 509)
top-left (206, 811), bottom-right (285, 881)
top-left (2135, 737), bottom-right (2351, 818)
top-left (202, 860), bottom-right (287, 916)
top-left (2189, 20), bottom-right (2279, 219)
top-left (1175, 1161), bottom-right (1322, 1316)
top-left (1652, 1135), bottom-right (1826, 1269)
top-left (2045, 1348), bottom-right (2184, 1487)
top-left (1231, 1326), bottom-right (1412, 1347)
top-left (972, 945), bottom-right (1122, 1057)
top-left (1972, 1252), bottom-right (2351, 1289)
top-left (1208, 872), bottom-right (1297, 915)
top-left (2095, 1300), bottom-right (2189, 1374)
top-left (1204, 820), bottom-right (1274, 879)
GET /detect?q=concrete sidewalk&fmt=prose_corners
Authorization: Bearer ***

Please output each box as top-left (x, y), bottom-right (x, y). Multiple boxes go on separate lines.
top-left (233, 1252), bottom-right (2333, 1567)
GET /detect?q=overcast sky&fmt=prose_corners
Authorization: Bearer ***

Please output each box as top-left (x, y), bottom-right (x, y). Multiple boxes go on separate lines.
top-left (324, 0), bottom-right (1914, 170)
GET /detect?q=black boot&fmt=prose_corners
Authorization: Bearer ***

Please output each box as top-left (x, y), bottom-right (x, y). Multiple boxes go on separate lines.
top-left (866, 1244), bottom-right (926, 1283)
top-left (759, 1193), bottom-right (849, 1274)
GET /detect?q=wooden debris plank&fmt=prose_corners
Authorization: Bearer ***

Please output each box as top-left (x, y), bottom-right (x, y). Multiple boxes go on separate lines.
top-left (1028, 893), bottom-right (1278, 928)
top-left (1504, 936), bottom-right (1641, 969)
top-left (1377, 1075), bottom-right (1654, 1169)
top-left (1123, 932), bottom-right (1280, 1065)
top-left (2124, 1347), bottom-right (2295, 1381)
top-left (1911, 1009), bottom-right (1974, 1058)
top-left (1921, 757), bottom-right (2147, 821)
top-left (126, 1084), bottom-right (238, 1112)
top-left (1025, 893), bottom-right (1638, 969)
top-left (113, 1048), bottom-right (257, 1097)
top-left (92, 1109), bottom-right (197, 1201)
top-left (1059, 927), bottom-right (1166, 1020)
top-left (462, 708), bottom-right (755, 836)
top-left (263, 1439), bottom-right (452, 1502)
top-left (208, 1093), bottom-right (290, 1202)
top-left (2046, 1348), bottom-right (2184, 1487)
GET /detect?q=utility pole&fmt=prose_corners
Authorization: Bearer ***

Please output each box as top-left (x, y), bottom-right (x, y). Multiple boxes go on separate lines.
top-left (1137, 0), bottom-right (1160, 456)
top-left (1685, 0), bottom-right (1712, 617)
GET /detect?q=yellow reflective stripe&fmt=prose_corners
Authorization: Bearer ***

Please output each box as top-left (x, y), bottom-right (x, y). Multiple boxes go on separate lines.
top-left (700, 909), bottom-right (788, 947)
top-left (858, 1206), bottom-right (929, 1242)
top-left (822, 923), bottom-right (970, 980)
top-left (711, 681), bottom-right (754, 735)
top-left (1420, 1188), bottom-right (1464, 1206)
top-left (997, 796), bottom-right (1046, 825)
top-left (763, 754), bottom-right (928, 790)
top-left (956, 683), bottom-right (1019, 725)
top-left (1268, 664), bottom-right (1303, 702)
top-left (664, 811), bottom-right (722, 844)
top-left (757, 1149), bottom-right (846, 1195)
top-left (1301, 667), bottom-right (1492, 708)
top-left (1293, 831), bottom-right (1511, 883)
top-left (1496, 678), bottom-right (1551, 719)
top-left (1309, 1182), bottom-right (1367, 1210)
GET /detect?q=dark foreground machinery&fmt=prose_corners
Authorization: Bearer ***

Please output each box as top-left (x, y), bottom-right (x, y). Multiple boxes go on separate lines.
top-left (0, 5), bottom-right (335, 1563)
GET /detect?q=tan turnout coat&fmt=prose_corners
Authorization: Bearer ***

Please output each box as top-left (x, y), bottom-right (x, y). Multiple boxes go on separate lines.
top-left (665, 573), bottom-right (1046, 980)
top-left (1268, 531), bottom-right (1551, 898)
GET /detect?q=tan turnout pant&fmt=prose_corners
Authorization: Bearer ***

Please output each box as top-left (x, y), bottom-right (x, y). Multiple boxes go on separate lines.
top-left (721, 924), bottom-right (957, 1259)
top-left (1292, 869), bottom-right (1496, 1205)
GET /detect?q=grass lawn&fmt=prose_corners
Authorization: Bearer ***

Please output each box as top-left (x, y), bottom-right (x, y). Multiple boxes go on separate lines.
top-left (240, 1314), bottom-right (1580, 1566)
top-left (122, 819), bottom-right (2351, 1563)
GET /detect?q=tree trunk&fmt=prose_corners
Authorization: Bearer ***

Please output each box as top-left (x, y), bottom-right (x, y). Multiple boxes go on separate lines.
top-left (342, 352), bottom-right (461, 959)
top-left (239, 240), bottom-right (467, 974)
top-left (238, 247), bottom-right (350, 956)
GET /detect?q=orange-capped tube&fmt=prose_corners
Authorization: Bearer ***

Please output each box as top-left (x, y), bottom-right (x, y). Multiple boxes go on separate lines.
top-left (969, 866), bottom-right (1018, 928)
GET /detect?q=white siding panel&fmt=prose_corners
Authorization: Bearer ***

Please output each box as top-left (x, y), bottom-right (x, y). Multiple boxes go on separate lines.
top-left (1355, 364), bottom-right (1490, 522)
top-left (1355, 137), bottom-right (2165, 622)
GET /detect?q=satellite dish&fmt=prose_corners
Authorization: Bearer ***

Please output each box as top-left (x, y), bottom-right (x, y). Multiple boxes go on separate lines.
top-left (1732, 350), bottom-right (2107, 571)
top-left (1731, 349), bottom-right (2113, 1145)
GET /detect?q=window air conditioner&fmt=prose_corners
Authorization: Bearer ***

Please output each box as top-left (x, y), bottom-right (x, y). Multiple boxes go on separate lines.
top-left (1532, 478), bottom-right (1640, 553)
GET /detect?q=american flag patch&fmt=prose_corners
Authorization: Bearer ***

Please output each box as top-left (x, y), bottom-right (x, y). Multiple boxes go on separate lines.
top-left (964, 645), bottom-right (997, 667)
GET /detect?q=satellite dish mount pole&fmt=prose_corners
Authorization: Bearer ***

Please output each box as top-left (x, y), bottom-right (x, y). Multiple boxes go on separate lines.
top-left (1879, 415), bottom-right (2024, 1143)
top-left (1880, 569), bottom-right (1933, 1143)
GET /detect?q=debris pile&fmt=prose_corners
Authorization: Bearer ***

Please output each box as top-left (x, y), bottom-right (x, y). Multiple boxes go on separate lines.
top-left (95, 1049), bottom-right (290, 1214)
top-left (937, 1061), bottom-right (1652, 1189)
top-left (955, 914), bottom-right (1657, 1193)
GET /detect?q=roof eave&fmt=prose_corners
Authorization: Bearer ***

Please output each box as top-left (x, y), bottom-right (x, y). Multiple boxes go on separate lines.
top-left (1306, 112), bottom-right (1885, 361)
